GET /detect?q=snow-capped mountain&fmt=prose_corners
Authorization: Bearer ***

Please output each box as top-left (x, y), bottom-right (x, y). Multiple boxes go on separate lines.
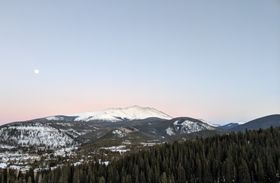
top-left (165, 117), bottom-right (215, 136)
top-left (0, 106), bottom-right (218, 150)
top-left (46, 106), bottom-right (172, 122)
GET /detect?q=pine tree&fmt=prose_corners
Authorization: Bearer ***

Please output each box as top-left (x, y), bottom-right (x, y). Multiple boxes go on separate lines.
top-left (98, 176), bottom-right (106, 183)
top-left (238, 159), bottom-right (251, 183)
top-left (256, 158), bottom-right (265, 182)
top-left (223, 156), bottom-right (235, 183)
top-left (266, 154), bottom-right (277, 182)
top-left (177, 164), bottom-right (186, 183)
top-left (160, 172), bottom-right (168, 183)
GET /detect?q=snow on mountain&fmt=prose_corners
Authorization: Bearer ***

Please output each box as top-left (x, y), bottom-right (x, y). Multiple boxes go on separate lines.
top-left (0, 123), bottom-right (75, 148)
top-left (166, 118), bottom-right (215, 136)
top-left (112, 129), bottom-right (126, 138)
top-left (46, 116), bottom-right (65, 121)
top-left (0, 162), bottom-right (7, 169)
top-left (47, 106), bottom-right (172, 122)
top-left (166, 127), bottom-right (175, 136)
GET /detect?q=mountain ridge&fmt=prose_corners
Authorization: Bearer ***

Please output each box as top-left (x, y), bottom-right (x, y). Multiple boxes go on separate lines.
top-left (230, 114), bottom-right (280, 131)
top-left (46, 105), bottom-right (172, 122)
top-left (0, 105), bottom-right (279, 151)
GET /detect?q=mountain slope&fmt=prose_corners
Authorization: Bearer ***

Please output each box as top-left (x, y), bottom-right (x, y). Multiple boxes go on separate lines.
top-left (0, 122), bottom-right (76, 148)
top-left (46, 106), bottom-right (172, 122)
top-left (230, 114), bottom-right (280, 131)
top-left (165, 117), bottom-right (215, 136)
top-left (0, 116), bottom-right (216, 150)
top-left (218, 123), bottom-right (239, 130)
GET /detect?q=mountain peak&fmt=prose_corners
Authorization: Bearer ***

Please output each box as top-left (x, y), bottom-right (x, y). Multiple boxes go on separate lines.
top-left (47, 106), bottom-right (172, 122)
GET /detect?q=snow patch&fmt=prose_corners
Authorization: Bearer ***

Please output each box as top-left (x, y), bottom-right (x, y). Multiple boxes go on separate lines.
top-left (112, 130), bottom-right (126, 138)
top-left (140, 142), bottom-right (158, 147)
top-left (54, 147), bottom-right (77, 157)
top-left (0, 145), bottom-right (15, 149)
top-left (98, 159), bottom-right (109, 166)
top-left (0, 162), bottom-right (7, 169)
top-left (46, 116), bottom-right (65, 121)
top-left (166, 127), bottom-right (175, 136)
top-left (101, 145), bottom-right (130, 153)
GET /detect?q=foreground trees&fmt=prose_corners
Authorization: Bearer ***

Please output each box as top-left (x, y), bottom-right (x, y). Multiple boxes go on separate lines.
top-left (1, 127), bottom-right (280, 183)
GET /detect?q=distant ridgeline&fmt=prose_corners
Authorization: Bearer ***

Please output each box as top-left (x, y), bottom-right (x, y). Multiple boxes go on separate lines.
top-left (1, 127), bottom-right (280, 183)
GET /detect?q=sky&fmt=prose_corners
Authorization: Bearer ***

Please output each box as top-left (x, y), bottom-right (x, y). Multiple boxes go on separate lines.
top-left (0, 0), bottom-right (279, 124)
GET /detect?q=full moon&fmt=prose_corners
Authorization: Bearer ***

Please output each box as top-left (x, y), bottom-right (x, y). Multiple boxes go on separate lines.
top-left (34, 69), bottom-right (40, 74)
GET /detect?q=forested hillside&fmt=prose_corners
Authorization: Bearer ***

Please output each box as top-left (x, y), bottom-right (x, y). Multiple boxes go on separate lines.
top-left (1, 127), bottom-right (280, 183)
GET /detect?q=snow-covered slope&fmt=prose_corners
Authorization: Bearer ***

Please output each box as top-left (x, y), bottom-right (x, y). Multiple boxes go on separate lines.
top-left (0, 123), bottom-right (75, 148)
top-left (166, 118), bottom-right (215, 136)
top-left (47, 106), bottom-right (172, 122)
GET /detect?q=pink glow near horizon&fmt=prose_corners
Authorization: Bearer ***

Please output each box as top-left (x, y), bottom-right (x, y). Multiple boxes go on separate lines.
top-left (1, 97), bottom-right (277, 125)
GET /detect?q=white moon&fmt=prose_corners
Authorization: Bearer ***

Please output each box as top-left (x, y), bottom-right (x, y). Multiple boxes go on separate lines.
top-left (34, 69), bottom-right (40, 74)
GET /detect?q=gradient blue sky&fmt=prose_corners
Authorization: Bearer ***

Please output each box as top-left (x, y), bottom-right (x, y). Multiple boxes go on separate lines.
top-left (0, 0), bottom-right (279, 124)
